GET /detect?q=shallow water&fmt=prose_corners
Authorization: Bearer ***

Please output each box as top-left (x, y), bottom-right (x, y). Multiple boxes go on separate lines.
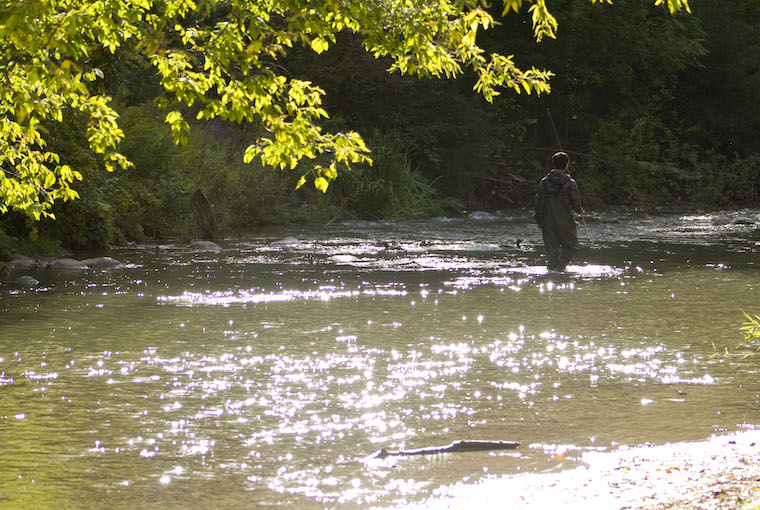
top-left (1, 209), bottom-right (759, 509)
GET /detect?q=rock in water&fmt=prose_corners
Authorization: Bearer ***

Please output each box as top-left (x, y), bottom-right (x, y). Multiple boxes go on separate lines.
top-left (13, 275), bottom-right (40, 288)
top-left (329, 254), bottom-right (358, 264)
top-left (7, 255), bottom-right (36, 274)
top-left (270, 236), bottom-right (299, 247)
top-left (43, 258), bottom-right (89, 273)
top-left (82, 257), bottom-right (126, 270)
top-left (734, 216), bottom-right (756, 225)
top-left (189, 240), bottom-right (223, 253)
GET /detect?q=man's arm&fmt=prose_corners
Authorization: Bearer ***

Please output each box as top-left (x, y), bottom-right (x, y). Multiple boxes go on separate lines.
top-left (534, 181), bottom-right (545, 226)
top-left (568, 180), bottom-right (584, 215)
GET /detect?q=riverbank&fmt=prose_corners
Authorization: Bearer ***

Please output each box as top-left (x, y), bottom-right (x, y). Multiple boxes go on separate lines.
top-left (394, 429), bottom-right (760, 509)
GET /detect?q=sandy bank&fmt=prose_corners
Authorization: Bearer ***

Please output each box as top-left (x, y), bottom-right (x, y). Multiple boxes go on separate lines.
top-left (388, 430), bottom-right (760, 509)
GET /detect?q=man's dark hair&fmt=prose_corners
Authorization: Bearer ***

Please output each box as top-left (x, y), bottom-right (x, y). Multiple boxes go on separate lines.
top-left (552, 152), bottom-right (570, 169)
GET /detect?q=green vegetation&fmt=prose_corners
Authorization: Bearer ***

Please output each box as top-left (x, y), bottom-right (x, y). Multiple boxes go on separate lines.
top-left (741, 312), bottom-right (760, 344)
top-left (1, 0), bottom-right (582, 223)
top-left (332, 130), bottom-right (448, 219)
top-left (6, 0), bottom-right (760, 255)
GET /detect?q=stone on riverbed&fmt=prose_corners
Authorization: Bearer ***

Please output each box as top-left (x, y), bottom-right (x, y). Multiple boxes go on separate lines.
top-left (189, 240), bottom-right (223, 253)
top-left (329, 254), bottom-right (358, 264)
top-left (270, 236), bottom-right (299, 247)
top-left (13, 275), bottom-right (40, 288)
top-left (42, 258), bottom-right (90, 273)
top-left (81, 257), bottom-right (125, 270)
top-left (7, 255), bottom-right (36, 274)
top-left (734, 216), bottom-right (756, 225)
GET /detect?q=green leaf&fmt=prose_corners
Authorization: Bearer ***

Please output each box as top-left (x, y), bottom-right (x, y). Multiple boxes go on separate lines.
top-left (243, 145), bottom-right (260, 164)
top-left (310, 38), bottom-right (329, 54)
top-left (314, 177), bottom-right (329, 193)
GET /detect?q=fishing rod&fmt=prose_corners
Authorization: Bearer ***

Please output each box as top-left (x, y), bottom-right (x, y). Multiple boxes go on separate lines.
top-left (547, 108), bottom-right (563, 152)
top-left (522, 109), bottom-right (565, 211)
top-left (522, 108), bottom-right (561, 211)
top-left (581, 208), bottom-right (592, 244)
top-left (521, 109), bottom-right (564, 211)
top-left (546, 108), bottom-right (592, 244)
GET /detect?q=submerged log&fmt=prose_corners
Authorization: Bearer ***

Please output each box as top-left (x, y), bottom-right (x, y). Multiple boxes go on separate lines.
top-left (369, 440), bottom-right (519, 459)
top-left (191, 189), bottom-right (218, 241)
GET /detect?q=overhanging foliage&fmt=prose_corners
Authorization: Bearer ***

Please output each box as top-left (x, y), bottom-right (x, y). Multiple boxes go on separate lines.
top-left (0, 0), bottom-right (690, 221)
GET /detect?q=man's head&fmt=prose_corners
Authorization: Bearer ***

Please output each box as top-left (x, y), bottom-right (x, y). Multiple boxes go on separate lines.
top-left (552, 152), bottom-right (570, 170)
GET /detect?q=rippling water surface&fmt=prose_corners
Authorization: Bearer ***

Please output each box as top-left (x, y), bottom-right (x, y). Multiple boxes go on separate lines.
top-left (1, 209), bottom-right (760, 508)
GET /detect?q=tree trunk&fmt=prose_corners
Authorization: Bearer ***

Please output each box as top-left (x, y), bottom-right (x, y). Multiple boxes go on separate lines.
top-left (191, 189), bottom-right (218, 241)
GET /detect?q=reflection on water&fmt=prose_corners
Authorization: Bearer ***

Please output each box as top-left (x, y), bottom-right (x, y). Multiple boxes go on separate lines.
top-left (1, 209), bottom-right (759, 508)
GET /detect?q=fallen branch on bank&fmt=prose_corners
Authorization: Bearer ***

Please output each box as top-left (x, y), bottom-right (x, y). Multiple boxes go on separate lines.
top-left (368, 440), bottom-right (519, 460)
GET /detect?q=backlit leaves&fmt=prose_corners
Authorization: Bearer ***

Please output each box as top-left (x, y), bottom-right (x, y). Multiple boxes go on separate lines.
top-left (0, 0), bottom-right (133, 220)
top-left (528, 1), bottom-right (558, 42)
top-left (589, 0), bottom-right (690, 13)
top-left (654, 0), bottom-right (691, 14)
top-left (740, 311), bottom-right (760, 342)
top-left (0, 0), bottom-right (689, 220)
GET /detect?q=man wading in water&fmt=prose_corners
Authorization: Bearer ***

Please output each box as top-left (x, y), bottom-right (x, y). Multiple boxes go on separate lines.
top-left (534, 151), bottom-right (584, 272)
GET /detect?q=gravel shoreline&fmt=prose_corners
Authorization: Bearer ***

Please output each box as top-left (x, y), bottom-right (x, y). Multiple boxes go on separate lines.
top-left (396, 430), bottom-right (760, 509)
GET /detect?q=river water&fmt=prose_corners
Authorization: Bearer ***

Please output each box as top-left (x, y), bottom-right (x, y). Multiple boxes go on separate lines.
top-left (1, 209), bottom-right (759, 509)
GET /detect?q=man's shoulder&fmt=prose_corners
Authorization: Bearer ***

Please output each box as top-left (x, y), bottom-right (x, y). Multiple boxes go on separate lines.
top-left (539, 171), bottom-right (555, 184)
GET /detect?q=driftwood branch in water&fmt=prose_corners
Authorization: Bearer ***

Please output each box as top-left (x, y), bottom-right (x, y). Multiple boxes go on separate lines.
top-left (369, 440), bottom-right (519, 459)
